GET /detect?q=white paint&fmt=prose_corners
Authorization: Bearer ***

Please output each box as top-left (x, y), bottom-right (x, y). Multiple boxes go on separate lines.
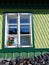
top-left (5, 13), bottom-right (33, 48)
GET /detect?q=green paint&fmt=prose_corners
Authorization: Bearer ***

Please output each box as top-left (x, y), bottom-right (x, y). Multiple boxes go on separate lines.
top-left (0, 53), bottom-right (4, 58)
top-left (0, 9), bottom-right (48, 53)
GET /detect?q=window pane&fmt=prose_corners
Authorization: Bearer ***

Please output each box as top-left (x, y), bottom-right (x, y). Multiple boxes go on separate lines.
top-left (20, 25), bottom-right (30, 34)
top-left (20, 18), bottom-right (29, 23)
top-left (8, 19), bottom-right (17, 24)
top-left (9, 28), bottom-right (17, 34)
top-left (20, 36), bottom-right (31, 46)
top-left (7, 36), bottom-right (18, 47)
top-left (20, 15), bottom-right (29, 23)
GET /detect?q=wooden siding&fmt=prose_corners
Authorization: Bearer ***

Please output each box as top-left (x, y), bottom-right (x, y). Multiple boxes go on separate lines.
top-left (0, 10), bottom-right (49, 49)
top-left (0, 9), bottom-right (49, 58)
top-left (34, 13), bottom-right (49, 48)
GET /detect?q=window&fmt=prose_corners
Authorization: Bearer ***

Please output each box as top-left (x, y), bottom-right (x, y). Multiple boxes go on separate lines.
top-left (4, 13), bottom-right (32, 48)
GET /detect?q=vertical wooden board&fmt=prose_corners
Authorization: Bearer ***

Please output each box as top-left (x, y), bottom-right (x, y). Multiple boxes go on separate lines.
top-left (7, 53), bottom-right (12, 58)
top-left (14, 52), bottom-right (20, 58)
top-left (35, 52), bottom-right (41, 57)
top-left (22, 52), bottom-right (27, 58)
top-left (4, 53), bottom-right (7, 59)
top-left (0, 15), bottom-right (3, 49)
top-left (0, 53), bottom-right (4, 58)
top-left (29, 52), bottom-right (34, 58)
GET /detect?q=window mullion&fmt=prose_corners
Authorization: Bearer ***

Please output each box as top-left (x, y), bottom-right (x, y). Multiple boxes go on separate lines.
top-left (30, 14), bottom-right (32, 46)
top-left (5, 14), bottom-right (8, 47)
top-left (18, 13), bottom-right (20, 47)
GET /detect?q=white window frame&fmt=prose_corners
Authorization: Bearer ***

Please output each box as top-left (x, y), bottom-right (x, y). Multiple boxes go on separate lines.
top-left (4, 13), bottom-right (33, 48)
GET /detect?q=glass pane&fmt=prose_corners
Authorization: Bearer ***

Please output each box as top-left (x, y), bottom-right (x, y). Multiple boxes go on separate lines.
top-left (20, 25), bottom-right (30, 34)
top-left (20, 18), bottom-right (29, 23)
top-left (8, 28), bottom-right (17, 34)
top-left (20, 36), bottom-right (31, 46)
top-left (8, 19), bottom-right (17, 24)
top-left (20, 15), bottom-right (29, 23)
top-left (7, 36), bottom-right (18, 47)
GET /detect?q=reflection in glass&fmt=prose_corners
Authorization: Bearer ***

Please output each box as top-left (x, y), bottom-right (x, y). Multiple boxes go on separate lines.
top-left (8, 19), bottom-right (17, 24)
top-left (9, 28), bottom-right (17, 34)
top-left (20, 36), bottom-right (31, 46)
top-left (20, 25), bottom-right (30, 34)
top-left (20, 18), bottom-right (29, 23)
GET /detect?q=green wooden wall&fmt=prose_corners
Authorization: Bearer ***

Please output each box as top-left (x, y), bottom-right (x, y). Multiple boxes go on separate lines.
top-left (34, 14), bottom-right (49, 48)
top-left (0, 9), bottom-right (49, 58)
top-left (0, 9), bottom-right (49, 49)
